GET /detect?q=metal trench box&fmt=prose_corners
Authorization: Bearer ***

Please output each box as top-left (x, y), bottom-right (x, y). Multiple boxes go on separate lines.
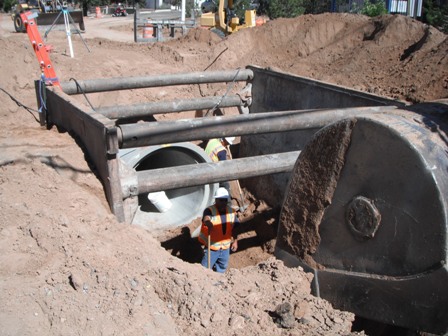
top-left (36, 65), bottom-right (447, 333)
top-left (36, 65), bottom-right (405, 225)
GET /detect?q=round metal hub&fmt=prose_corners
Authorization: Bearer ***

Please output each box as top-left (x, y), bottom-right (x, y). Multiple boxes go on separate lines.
top-left (346, 196), bottom-right (381, 240)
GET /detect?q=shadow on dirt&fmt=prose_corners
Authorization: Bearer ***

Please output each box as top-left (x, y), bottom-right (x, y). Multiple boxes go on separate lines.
top-left (159, 207), bottom-right (280, 266)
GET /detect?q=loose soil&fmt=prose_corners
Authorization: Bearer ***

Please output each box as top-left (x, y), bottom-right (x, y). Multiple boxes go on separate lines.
top-left (0, 11), bottom-right (446, 336)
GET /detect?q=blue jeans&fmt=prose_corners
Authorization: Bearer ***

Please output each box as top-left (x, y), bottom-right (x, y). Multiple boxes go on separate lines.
top-left (201, 247), bottom-right (230, 273)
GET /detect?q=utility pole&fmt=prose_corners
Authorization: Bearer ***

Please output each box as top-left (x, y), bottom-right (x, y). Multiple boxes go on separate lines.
top-left (181, 0), bottom-right (185, 21)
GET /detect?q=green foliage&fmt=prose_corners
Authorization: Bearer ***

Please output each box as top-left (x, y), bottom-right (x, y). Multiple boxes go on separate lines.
top-left (230, 0), bottom-right (251, 22)
top-left (361, 0), bottom-right (387, 17)
top-left (302, 0), bottom-right (331, 14)
top-left (169, 0), bottom-right (196, 16)
top-left (2, 0), bottom-right (17, 12)
top-left (256, 0), bottom-right (268, 15)
top-left (85, 0), bottom-right (100, 6)
top-left (347, 2), bottom-right (360, 14)
top-left (267, 0), bottom-right (305, 19)
top-left (185, 0), bottom-right (196, 17)
top-left (422, 0), bottom-right (448, 33)
top-left (257, 0), bottom-right (332, 19)
top-left (134, 0), bottom-right (146, 8)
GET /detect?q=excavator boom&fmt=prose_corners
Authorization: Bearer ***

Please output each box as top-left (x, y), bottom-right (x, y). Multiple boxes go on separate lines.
top-left (20, 11), bottom-right (60, 88)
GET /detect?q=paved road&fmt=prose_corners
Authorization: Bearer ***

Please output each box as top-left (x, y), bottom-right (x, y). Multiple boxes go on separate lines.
top-left (82, 14), bottom-right (135, 42)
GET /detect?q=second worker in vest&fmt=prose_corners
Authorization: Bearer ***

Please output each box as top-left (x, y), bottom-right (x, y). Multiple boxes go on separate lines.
top-left (204, 137), bottom-right (235, 194)
top-left (198, 187), bottom-right (239, 273)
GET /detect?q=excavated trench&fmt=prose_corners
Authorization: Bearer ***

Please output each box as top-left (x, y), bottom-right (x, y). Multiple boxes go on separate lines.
top-left (155, 189), bottom-right (280, 270)
top-left (152, 142), bottom-right (280, 270)
top-left (39, 66), bottom-right (447, 334)
top-left (119, 141), bottom-right (281, 270)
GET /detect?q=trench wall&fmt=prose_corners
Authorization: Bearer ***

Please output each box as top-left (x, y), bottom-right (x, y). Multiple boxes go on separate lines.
top-left (241, 66), bottom-right (407, 208)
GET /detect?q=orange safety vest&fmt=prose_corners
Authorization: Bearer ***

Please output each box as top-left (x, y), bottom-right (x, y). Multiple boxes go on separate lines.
top-left (205, 139), bottom-right (227, 162)
top-left (198, 204), bottom-right (236, 250)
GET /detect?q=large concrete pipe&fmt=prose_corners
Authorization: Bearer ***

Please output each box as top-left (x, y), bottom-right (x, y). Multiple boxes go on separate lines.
top-left (275, 105), bottom-right (448, 334)
top-left (119, 142), bottom-right (218, 231)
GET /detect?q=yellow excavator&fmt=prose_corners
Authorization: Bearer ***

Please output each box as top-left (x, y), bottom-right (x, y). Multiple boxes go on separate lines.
top-left (12, 0), bottom-right (85, 33)
top-left (200, 0), bottom-right (256, 35)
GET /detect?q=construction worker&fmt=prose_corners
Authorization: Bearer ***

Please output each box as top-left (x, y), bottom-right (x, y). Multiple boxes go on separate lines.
top-left (205, 137), bottom-right (235, 193)
top-left (205, 137), bottom-right (235, 162)
top-left (198, 187), bottom-right (239, 273)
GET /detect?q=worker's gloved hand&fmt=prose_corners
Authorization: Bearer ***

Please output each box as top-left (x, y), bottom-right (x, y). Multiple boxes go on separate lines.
top-left (204, 220), bottom-right (213, 232)
top-left (231, 239), bottom-right (238, 252)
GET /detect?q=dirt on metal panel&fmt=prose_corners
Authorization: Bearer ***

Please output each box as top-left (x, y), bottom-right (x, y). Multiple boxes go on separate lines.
top-left (277, 119), bottom-right (355, 268)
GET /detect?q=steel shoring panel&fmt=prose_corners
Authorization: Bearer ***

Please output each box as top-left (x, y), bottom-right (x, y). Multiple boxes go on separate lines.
top-left (118, 106), bottom-right (397, 148)
top-left (59, 69), bottom-right (254, 95)
top-left (44, 87), bottom-right (125, 222)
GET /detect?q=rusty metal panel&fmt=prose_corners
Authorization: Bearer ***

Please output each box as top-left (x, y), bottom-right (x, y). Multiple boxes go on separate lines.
top-left (276, 109), bottom-right (448, 334)
top-left (242, 65), bottom-right (408, 208)
top-left (44, 87), bottom-right (125, 222)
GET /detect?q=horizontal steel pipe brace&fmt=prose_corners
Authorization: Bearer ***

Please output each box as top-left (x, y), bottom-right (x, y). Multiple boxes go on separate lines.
top-left (96, 95), bottom-right (244, 119)
top-left (60, 69), bottom-right (254, 95)
top-left (124, 151), bottom-right (300, 197)
top-left (118, 106), bottom-right (397, 148)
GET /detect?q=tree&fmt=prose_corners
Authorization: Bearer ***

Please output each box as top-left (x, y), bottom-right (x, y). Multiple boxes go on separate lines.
top-left (2, 0), bottom-right (16, 12)
top-left (422, 0), bottom-right (448, 32)
top-left (265, 0), bottom-right (306, 19)
top-left (302, 0), bottom-right (332, 14)
top-left (361, 0), bottom-right (388, 17)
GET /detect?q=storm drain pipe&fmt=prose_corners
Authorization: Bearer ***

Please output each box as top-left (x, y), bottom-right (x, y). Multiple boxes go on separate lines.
top-left (119, 142), bottom-right (218, 231)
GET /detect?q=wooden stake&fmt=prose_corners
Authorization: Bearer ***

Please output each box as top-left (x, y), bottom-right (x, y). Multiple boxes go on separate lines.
top-left (207, 234), bottom-right (211, 269)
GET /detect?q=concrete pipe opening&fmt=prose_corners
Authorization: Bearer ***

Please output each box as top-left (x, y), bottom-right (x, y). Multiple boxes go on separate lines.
top-left (119, 143), bottom-right (218, 231)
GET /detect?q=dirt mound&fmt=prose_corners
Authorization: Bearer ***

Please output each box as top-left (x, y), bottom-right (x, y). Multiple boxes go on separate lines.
top-left (0, 11), bottom-right (446, 335)
top-left (0, 159), bottom-right (355, 335)
top-left (166, 13), bottom-right (447, 102)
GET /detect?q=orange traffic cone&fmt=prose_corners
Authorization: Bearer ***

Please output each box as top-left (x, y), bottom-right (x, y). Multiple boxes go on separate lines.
top-left (95, 7), bottom-right (102, 18)
top-left (143, 24), bottom-right (153, 38)
top-left (255, 17), bottom-right (265, 26)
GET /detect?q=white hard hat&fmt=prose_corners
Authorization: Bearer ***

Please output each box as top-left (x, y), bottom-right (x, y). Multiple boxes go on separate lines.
top-left (214, 187), bottom-right (229, 199)
top-left (224, 137), bottom-right (235, 145)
